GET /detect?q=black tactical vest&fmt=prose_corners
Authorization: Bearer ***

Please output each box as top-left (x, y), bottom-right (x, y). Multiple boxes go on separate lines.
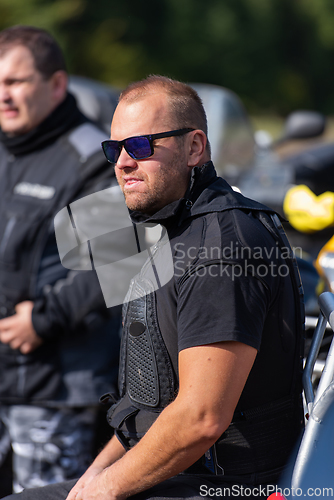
top-left (105, 167), bottom-right (305, 483)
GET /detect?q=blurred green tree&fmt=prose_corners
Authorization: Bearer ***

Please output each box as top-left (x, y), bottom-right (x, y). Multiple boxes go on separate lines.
top-left (0, 0), bottom-right (334, 114)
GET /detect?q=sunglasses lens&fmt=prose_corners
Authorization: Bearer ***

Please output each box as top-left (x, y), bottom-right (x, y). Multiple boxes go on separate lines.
top-left (126, 137), bottom-right (152, 159)
top-left (102, 141), bottom-right (120, 163)
top-left (102, 136), bottom-right (153, 163)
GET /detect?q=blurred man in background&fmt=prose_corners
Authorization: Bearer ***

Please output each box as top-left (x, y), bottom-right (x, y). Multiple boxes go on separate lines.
top-left (0, 25), bottom-right (120, 495)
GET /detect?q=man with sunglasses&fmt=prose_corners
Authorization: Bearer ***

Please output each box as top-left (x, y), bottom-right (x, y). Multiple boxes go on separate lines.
top-left (5, 76), bottom-right (304, 500)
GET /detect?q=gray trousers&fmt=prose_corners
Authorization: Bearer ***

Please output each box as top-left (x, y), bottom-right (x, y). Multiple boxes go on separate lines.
top-left (0, 405), bottom-right (100, 493)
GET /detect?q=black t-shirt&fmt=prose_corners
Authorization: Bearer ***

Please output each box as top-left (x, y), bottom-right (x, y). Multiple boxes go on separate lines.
top-left (156, 208), bottom-right (299, 410)
top-left (177, 262), bottom-right (269, 352)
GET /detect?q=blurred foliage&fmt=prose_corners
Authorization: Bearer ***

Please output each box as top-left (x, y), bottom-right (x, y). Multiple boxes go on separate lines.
top-left (1, 0), bottom-right (334, 114)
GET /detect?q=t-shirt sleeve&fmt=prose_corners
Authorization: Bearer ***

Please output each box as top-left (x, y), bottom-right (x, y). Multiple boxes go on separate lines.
top-left (177, 262), bottom-right (270, 352)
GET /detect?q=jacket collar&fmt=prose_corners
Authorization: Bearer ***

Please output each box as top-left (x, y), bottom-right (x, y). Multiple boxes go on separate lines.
top-left (130, 161), bottom-right (276, 226)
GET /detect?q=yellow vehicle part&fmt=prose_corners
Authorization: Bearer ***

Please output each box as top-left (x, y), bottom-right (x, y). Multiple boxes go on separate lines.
top-left (315, 235), bottom-right (334, 291)
top-left (283, 185), bottom-right (334, 233)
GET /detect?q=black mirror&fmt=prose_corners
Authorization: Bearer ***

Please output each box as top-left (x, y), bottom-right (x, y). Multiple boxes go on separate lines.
top-left (282, 111), bottom-right (326, 141)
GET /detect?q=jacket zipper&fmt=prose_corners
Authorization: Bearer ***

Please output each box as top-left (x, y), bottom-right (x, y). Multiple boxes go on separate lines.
top-left (0, 217), bottom-right (16, 259)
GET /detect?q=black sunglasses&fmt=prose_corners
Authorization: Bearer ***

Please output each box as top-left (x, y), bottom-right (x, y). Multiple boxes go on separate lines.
top-left (101, 128), bottom-right (194, 164)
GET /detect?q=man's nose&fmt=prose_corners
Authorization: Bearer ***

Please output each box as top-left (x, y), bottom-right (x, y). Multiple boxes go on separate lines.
top-left (116, 145), bottom-right (138, 170)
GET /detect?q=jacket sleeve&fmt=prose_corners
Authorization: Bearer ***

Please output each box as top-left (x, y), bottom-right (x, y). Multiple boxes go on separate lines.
top-left (31, 268), bottom-right (120, 340)
top-left (31, 123), bottom-right (122, 340)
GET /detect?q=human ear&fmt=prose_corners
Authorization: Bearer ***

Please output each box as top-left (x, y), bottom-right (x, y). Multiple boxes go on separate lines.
top-left (187, 130), bottom-right (208, 167)
top-left (50, 70), bottom-right (68, 104)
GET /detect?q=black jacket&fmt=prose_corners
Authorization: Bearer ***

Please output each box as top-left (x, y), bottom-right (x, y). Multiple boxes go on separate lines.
top-left (0, 94), bottom-right (120, 406)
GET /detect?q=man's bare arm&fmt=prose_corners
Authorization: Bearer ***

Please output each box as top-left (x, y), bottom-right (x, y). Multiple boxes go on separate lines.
top-left (73, 340), bottom-right (257, 500)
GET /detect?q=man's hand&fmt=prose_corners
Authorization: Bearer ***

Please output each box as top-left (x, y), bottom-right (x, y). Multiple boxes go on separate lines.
top-left (0, 301), bottom-right (43, 354)
top-left (66, 465), bottom-right (106, 500)
top-left (66, 436), bottom-right (126, 500)
top-left (67, 468), bottom-right (119, 500)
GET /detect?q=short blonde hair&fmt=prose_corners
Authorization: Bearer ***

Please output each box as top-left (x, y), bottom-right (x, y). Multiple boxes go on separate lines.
top-left (120, 75), bottom-right (211, 156)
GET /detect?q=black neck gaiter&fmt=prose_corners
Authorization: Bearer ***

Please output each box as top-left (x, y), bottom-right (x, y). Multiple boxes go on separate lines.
top-left (0, 93), bottom-right (87, 156)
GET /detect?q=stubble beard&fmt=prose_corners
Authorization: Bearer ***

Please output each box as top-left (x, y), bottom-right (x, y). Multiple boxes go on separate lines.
top-left (122, 148), bottom-right (187, 215)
